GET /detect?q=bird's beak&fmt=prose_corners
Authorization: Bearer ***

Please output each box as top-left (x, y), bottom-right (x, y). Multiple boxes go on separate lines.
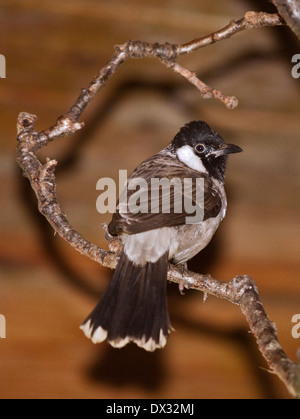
top-left (209, 143), bottom-right (243, 157)
top-left (222, 143), bottom-right (243, 155)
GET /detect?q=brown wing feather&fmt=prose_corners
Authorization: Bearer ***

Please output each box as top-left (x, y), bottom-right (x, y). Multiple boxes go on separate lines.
top-left (108, 153), bottom-right (222, 236)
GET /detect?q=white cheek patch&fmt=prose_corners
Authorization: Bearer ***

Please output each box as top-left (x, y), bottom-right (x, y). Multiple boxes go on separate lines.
top-left (177, 145), bottom-right (208, 173)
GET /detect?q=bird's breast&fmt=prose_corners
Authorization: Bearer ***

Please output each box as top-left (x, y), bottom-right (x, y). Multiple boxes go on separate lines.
top-left (170, 188), bottom-right (227, 264)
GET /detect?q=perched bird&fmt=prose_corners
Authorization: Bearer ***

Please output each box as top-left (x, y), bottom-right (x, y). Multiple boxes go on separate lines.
top-left (81, 121), bottom-right (242, 351)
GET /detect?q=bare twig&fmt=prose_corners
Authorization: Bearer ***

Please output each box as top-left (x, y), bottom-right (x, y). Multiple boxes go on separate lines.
top-left (163, 60), bottom-right (239, 109)
top-left (16, 11), bottom-right (299, 398)
top-left (51, 11), bottom-right (284, 116)
top-left (177, 11), bottom-right (284, 55)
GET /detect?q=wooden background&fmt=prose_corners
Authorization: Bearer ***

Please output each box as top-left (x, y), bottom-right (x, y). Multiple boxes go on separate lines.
top-left (0, 0), bottom-right (299, 399)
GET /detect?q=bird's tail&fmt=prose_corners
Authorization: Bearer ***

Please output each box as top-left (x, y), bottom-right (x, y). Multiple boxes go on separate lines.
top-left (80, 251), bottom-right (171, 352)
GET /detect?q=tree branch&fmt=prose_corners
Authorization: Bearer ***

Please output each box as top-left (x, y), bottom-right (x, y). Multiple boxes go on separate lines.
top-left (16, 11), bottom-right (299, 398)
top-left (177, 11), bottom-right (284, 54)
top-left (271, 0), bottom-right (300, 40)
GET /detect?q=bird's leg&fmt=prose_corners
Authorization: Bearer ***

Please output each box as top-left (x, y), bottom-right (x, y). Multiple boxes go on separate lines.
top-left (103, 223), bottom-right (123, 257)
top-left (176, 261), bottom-right (189, 295)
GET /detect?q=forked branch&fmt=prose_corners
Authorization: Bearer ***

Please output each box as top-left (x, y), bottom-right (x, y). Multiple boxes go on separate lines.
top-left (16, 11), bottom-right (299, 398)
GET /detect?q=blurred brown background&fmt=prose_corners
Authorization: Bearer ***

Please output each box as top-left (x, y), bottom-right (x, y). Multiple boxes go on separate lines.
top-left (0, 0), bottom-right (299, 399)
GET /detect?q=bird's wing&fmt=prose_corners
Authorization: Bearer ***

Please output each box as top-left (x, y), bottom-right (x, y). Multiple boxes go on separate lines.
top-left (108, 153), bottom-right (222, 236)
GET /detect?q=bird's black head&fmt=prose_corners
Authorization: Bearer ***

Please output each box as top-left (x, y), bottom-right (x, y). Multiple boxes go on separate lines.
top-left (171, 121), bottom-right (242, 182)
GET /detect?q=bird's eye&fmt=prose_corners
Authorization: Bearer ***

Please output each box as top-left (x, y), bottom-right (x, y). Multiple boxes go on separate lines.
top-left (195, 143), bottom-right (206, 154)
